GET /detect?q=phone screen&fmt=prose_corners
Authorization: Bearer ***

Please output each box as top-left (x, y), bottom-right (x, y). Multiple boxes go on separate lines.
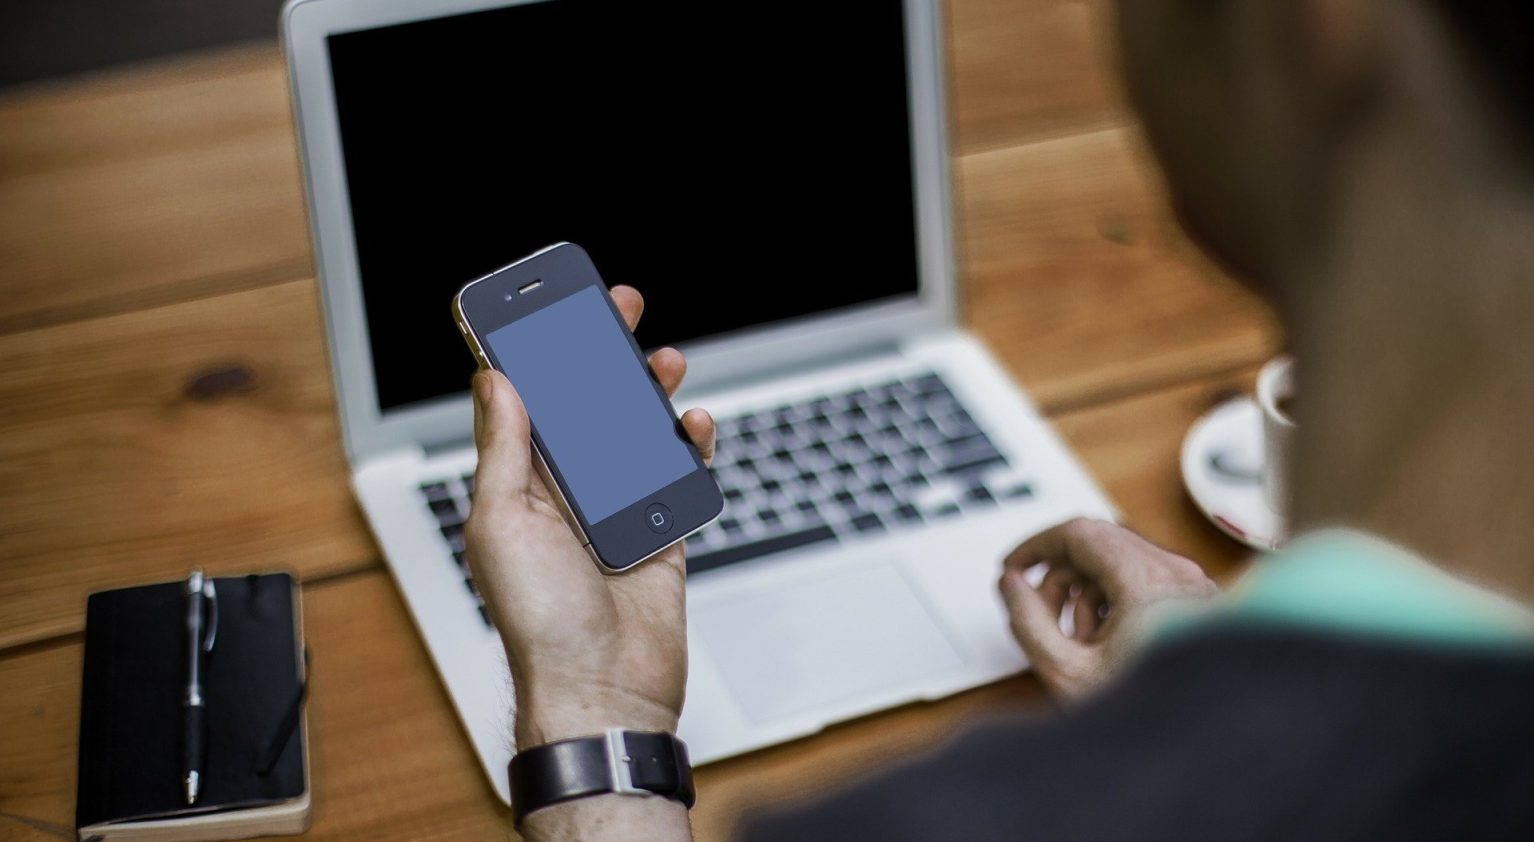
top-left (481, 285), bottom-right (696, 524)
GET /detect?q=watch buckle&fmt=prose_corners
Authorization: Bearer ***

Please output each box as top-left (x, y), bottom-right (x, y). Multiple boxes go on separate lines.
top-left (603, 729), bottom-right (651, 797)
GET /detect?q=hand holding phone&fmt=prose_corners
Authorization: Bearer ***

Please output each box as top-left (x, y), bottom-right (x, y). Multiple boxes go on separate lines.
top-left (454, 243), bottom-right (723, 573)
top-left (456, 246), bottom-right (717, 752)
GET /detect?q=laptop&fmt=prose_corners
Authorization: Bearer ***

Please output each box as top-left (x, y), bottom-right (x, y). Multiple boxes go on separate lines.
top-left (283, 0), bottom-right (1116, 804)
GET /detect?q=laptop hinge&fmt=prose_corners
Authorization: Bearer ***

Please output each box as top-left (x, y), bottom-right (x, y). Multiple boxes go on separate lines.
top-left (677, 338), bottom-right (905, 401)
top-left (412, 332), bottom-right (942, 455)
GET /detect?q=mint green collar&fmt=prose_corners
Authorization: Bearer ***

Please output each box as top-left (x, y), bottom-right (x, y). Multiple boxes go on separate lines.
top-left (1150, 529), bottom-right (1534, 649)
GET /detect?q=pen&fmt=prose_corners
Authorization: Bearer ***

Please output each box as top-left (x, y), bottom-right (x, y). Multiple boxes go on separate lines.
top-left (183, 570), bottom-right (217, 805)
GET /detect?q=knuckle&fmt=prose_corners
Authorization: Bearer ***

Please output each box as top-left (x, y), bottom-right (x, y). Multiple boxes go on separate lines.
top-left (1061, 516), bottom-right (1094, 537)
top-left (1063, 516), bottom-right (1110, 543)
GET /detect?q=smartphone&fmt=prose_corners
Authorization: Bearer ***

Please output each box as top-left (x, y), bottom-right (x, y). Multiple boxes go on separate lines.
top-left (452, 243), bottom-right (723, 573)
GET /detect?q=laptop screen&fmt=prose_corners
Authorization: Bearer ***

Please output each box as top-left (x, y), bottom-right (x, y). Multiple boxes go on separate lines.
top-left (327, 1), bottom-right (922, 412)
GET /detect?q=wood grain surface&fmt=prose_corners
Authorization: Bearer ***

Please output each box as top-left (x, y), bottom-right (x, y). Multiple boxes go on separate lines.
top-left (947, 0), bottom-right (1124, 152)
top-left (958, 127), bottom-right (1277, 410)
top-left (0, 42), bottom-right (311, 334)
top-left (0, 279), bottom-right (373, 649)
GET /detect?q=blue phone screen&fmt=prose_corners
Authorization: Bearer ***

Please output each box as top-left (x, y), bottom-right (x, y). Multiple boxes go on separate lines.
top-left (482, 285), bottom-right (696, 523)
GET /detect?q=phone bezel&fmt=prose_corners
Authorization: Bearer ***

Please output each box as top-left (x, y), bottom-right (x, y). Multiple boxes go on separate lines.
top-left (454, 243), bottom-right (723, 573)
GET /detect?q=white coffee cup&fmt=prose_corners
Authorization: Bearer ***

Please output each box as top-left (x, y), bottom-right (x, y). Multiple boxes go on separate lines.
top-left (1256, 355), bottom-right (1297, 517)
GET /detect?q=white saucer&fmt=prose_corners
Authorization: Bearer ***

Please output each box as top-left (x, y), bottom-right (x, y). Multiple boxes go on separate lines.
top-left (1180, 396), bottom-right (1287, 551)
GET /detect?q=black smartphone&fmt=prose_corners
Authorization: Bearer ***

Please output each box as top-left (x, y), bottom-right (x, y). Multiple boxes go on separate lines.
top-left (452, 243), bottom-right (723, 573)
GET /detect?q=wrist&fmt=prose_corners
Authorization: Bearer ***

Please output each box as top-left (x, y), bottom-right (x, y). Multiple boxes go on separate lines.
top-left (515, 683), bottom-right (680, 749)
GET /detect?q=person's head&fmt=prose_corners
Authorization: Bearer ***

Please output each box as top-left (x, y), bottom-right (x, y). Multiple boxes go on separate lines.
top-left (1113, 1), bottom-right (1534, 305)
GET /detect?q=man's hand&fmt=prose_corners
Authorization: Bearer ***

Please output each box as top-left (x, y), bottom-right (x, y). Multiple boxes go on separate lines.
top-left (463, 285), bottom-right (713, 751)
top-left (998, 518), bottom-right (1218, 699)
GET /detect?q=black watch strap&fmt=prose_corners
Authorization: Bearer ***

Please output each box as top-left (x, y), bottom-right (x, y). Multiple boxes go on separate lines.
top-left (509, 730), bottom-right (695, 827)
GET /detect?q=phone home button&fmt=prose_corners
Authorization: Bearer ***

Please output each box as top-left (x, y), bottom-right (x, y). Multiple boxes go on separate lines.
top-left (644, 503), bottom-right (673, 534)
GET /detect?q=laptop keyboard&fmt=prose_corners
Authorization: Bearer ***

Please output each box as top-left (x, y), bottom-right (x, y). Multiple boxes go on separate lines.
top-left (417, 369), bottom-right (1032, 626)
top-left (418, 475), bottom-right (493, 628)
top-left (688, 371), bottom-right (1030, 574)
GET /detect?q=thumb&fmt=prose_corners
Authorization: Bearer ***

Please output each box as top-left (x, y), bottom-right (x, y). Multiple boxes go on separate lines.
top-left (472, 369), bottom-right (532, 503)
top-left (999, 568), bottom-right (1081, 677)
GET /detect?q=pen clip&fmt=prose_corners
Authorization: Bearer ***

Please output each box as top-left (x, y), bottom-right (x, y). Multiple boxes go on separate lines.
top-left (202, 579), bottom-right (219, 653)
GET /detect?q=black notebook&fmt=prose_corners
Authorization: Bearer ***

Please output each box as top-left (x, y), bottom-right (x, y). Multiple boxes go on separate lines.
top-left (76, 573), bottom-right (310, 842)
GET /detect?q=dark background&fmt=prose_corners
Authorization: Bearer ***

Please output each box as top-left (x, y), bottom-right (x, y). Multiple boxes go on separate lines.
top-left (0, 0), bottom-right (285, 89)
top-left (329, 1), bottom-right (921, 411)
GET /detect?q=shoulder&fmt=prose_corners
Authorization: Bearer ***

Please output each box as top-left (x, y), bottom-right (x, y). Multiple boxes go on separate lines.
top-left (738, 628), bottom-right (1534, 842)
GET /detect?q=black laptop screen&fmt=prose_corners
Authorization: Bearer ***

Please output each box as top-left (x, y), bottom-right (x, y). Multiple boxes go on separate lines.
top-left (326, 0), bottom-right (922, 412)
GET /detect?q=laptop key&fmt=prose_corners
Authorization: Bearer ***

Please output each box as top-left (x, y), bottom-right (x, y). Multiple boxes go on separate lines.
top-left (939, 440), bottom-right (1007, 476)
top-left (1001, 482), bottom-right (1035, 500)
top-left (965, 484), bottom-right (996, 505)
top-left (849, 512), bottom-right (885, 533)
top-left (937, 411), bottom-right (983, 440)
top-left (910, 373), bottom-right (946, 395)
top-left (943, 431), bottom-right (990, 450)
top-left (687, 524), bottom-right (838, 575)
top-left (429, 497), bottom-right (461, 525)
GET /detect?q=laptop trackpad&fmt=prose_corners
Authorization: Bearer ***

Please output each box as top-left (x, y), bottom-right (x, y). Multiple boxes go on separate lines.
top-left (693, 558), bottom-right (966, 725)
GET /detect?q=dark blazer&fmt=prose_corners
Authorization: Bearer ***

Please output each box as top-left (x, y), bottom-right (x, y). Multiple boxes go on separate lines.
top-left (741, 627), bottom-right (1534, 841)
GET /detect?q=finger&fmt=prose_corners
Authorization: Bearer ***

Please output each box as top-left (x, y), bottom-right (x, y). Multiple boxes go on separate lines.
top-left (610, 285), bottom-right (645, 332)
top-left (1004, 517), bottom-right (1134, 589)
top-left (998, 569), bottom-right (1081, 675)
top-left (1004, 518), bottom-right (1091, 574)
top-left (1073, 584), bottom-right (1108, 642)
top-left (681, 408), bottom-right (716, 465)
top-left (649, 347), bottom-right (687, 397)
top-left (471, 369), bottom-right (533, 505)
top-left (1038, 564), bottom-right (1082, 621)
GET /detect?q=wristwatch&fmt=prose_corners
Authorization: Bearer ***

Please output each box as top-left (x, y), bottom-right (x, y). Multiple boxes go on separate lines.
top-left (508, 729), bottom-right (695, 827)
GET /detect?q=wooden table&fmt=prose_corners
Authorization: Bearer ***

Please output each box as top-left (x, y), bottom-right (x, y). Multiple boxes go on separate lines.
top-left (0, 1), bottom-right (1281, 838)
